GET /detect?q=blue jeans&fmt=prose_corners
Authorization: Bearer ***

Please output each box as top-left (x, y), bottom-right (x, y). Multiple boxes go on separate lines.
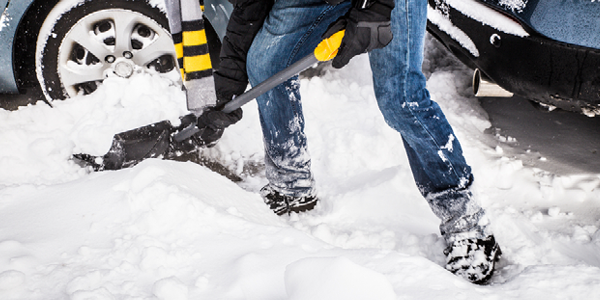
top-left (247, 0), bottom-right (490, 241)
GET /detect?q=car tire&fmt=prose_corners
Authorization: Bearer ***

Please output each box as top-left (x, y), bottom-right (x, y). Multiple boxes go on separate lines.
top-left (36, 0), bottom-right (178, 101)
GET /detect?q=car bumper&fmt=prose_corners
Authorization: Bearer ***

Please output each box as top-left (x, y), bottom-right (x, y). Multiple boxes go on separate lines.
top-left (426, 2), bottom-right (600, 114)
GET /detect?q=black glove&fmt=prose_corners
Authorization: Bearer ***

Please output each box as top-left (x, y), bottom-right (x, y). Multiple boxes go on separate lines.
top-left (323, 0), bottom-right (394, 69)
top-left (195, 106), bottom-right (243, 146)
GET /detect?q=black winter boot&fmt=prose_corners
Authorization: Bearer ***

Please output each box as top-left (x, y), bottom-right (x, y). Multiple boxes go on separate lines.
top-left (260, 185), bottom-right (318, 216)
top-left (444, 235), bottom-right (502, 284)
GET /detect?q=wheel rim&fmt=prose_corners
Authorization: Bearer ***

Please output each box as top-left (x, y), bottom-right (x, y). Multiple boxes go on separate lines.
top-left (56, 9), bottom-right (178, 97)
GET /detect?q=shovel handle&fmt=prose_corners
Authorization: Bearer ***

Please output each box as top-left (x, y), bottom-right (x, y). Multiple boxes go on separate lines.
top-left (172, 121), bottom-right (202, 142)
top-left (221, 54), bottom-right (318, 113)
top-left (221, 30), bottom-right (345, 114)
top-left (173, 30), bottom-right (346, 142)
top-left (314, 29), bottom-right (345, 62)
top-left (172, 54), bottom-right (317, 142)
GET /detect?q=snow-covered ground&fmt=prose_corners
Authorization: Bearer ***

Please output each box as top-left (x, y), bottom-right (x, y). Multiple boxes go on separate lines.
top-left (0, 36), bottom-right (599, 299)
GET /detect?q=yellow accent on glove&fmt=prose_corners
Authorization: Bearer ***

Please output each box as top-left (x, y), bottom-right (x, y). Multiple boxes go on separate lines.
top-left (314, 30), bottom-right (345, 62)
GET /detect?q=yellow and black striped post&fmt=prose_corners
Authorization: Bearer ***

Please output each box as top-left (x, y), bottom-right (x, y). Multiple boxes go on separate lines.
top-left (166, 0), bottom-right (217, 111)
top-left (173, 12), bottom-right (213, 80)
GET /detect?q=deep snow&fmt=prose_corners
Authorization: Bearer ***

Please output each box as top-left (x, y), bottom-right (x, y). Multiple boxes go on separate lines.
top-left (0, 36), bottom-right (599, 299)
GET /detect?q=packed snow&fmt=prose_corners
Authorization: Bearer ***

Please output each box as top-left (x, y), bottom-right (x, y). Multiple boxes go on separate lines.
top-left (0, 36), bottom-right (599, 299)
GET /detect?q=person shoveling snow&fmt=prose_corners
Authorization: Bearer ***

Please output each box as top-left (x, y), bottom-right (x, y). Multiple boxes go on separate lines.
top-left (77, 0), bottom-right (501, 284)
top-left (215, 0), bottom-right (502, 284)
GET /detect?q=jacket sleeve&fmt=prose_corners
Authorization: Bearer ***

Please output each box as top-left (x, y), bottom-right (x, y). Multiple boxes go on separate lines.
top-left (213, 0), bottom-right (274, 106)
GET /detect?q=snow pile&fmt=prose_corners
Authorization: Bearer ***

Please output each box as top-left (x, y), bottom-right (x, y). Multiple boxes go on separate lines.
top-left (0, 36), bottom-right (599, 299)
top-left (0, 73), bottom-right (186, 185)
top-left (285, 257), bottom-right (396, 300)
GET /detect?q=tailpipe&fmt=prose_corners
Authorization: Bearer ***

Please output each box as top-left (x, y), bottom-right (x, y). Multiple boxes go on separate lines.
top-left (473, 69), bottom-right (514, 97)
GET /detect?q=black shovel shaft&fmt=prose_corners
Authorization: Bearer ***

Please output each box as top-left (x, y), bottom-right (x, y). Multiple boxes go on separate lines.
top-left (172, 54), bottom-right (319, 142)
top-left (222, 54), bottom-right (318, 113)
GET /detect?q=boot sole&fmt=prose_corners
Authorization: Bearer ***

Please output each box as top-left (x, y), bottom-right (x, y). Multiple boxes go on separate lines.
top-left (288, 200), bottom-right (317, 214)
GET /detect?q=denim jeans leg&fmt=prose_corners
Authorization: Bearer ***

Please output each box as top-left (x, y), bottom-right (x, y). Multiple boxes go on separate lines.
top-left (247, 0), bottom-right (350, 197)
top-left (369, 0), bottom-right (490, 241)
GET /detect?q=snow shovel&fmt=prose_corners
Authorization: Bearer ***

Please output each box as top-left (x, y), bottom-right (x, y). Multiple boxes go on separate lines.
top-left (74, 30), bottom-right (346, 173)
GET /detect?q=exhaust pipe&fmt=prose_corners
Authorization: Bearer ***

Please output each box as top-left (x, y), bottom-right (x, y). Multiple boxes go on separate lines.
top-left (473, 69), bottom-right (514, 97)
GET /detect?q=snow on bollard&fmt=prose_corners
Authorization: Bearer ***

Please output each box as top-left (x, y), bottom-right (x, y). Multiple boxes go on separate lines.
top-left (284, 256), bottom-right (396, 300)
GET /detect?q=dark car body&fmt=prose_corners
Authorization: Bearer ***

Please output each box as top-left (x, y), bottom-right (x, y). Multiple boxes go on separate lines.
top-left (426, 0), bottom-right (600, 115)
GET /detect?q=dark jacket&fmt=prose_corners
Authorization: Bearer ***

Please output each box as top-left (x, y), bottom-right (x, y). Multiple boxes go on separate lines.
top-left (213, 0), bottom-right (274, 105)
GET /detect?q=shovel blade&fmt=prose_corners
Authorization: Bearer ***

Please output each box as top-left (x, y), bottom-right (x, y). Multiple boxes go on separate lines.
top-left (74, 120), bottom-right (174, 171)
top-left (73, 114), bottom-right (244, 182)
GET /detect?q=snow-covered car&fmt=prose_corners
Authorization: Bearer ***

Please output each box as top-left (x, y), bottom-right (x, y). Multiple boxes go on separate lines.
top-left (426, 0), bottom-right (600, 116)
top-left (0, 0), bottom-right (230, 104)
